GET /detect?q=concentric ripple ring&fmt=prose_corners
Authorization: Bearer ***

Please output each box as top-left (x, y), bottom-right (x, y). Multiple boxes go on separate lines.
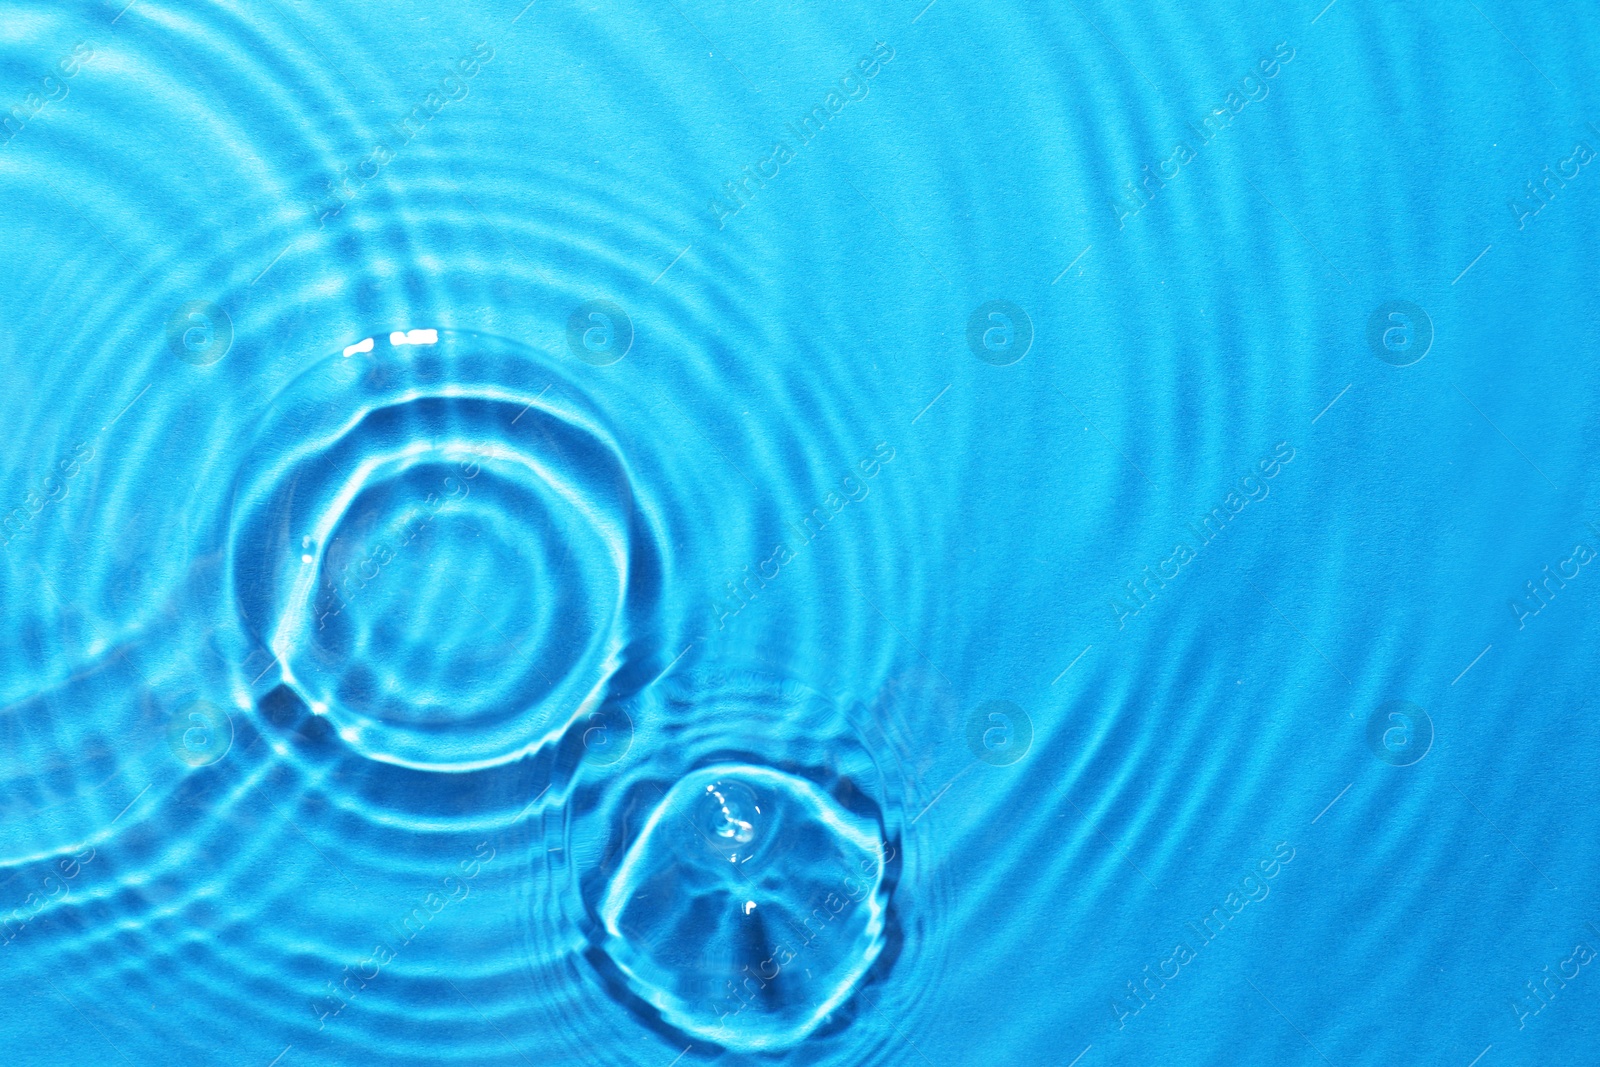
top-left (219, 328), bottom-right (668, 770)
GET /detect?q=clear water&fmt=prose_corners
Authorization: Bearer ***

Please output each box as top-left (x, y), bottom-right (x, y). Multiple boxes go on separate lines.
top-left (3, 1), bottom-right (1599, 1065)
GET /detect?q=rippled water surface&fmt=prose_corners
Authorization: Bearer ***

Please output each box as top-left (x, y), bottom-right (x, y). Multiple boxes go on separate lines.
top-left (4, 1), bottom-right (1600, 1064)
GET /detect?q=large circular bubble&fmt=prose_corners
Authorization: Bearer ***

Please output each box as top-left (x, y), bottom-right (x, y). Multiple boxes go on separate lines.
top-left (220, 328), bottom-right (668, 770)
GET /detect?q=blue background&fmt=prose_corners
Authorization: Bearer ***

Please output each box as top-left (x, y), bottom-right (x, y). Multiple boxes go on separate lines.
top-left (1, 1), bottom-right (1598, 1065)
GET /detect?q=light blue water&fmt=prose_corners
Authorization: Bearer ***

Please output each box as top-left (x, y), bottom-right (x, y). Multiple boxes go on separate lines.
top-left (3, 1), bottom-right (1600, 1064)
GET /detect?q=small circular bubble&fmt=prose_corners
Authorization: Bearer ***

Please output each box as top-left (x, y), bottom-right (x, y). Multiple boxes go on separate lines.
top-left (1366, 700), bottom-right (1432, 766)
top-left (966, 300), bottom-right (1033, 366)
top-left (579, 705), bottom-right (634, 767)
top-left (965, 699), bottom-right (1033, 765)
top-left (593, 763), bottom-right (889, 1051)
top-left (166, 301), bottom-right (234, 366)
top-left (1366, 300), bottom-right (1432, 367)
top-left (692, 778), bottom-right (763, 861)
top-left (165, 701), bottom-right (234, 768)
top-left (566, 300), bottom-right (633, 366)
